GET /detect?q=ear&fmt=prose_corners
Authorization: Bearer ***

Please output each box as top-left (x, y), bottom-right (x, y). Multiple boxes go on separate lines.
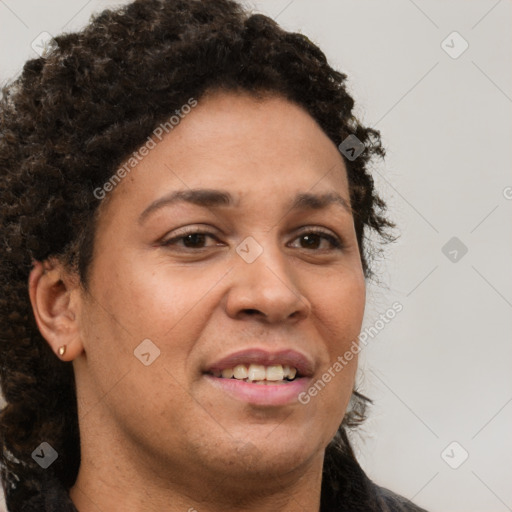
top-left (28, 258), bottom-right (84, 361)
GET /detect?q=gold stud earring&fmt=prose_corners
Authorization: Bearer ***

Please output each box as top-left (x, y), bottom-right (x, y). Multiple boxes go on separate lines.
top-left (58, 345), bottom-right (67, 357)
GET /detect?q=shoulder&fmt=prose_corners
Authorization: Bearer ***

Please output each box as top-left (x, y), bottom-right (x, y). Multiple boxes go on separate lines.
top-left (18, 472), bottom-right (77, 512)
top-left (321, 446), bottom-right (430, 512)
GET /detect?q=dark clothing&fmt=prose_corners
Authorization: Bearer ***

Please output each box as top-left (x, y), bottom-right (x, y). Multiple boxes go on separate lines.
top-left (18, 454), bottom-right (428, 512)
top-left (319, 450), bottom-right (429, 511)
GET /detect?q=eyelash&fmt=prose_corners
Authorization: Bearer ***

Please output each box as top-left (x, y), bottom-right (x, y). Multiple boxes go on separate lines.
top-left (161, 226), bottom-right (344, 251)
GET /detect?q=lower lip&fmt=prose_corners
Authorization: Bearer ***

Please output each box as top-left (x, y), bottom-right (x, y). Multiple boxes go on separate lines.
top-left (204, 375), bottom-right (310, 406)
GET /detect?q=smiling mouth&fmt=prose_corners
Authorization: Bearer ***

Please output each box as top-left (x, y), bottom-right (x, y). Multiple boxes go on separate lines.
top-left (207, 363), bottom-right (300, 384)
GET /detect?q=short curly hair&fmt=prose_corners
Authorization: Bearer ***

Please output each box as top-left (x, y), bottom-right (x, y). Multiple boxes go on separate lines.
top-left (0, 0), bottom-right (395, 509)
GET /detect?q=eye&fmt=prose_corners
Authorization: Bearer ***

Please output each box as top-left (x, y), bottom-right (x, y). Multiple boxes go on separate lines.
top-left (289, 228), bottom-right (343, 251)
top-left (160, 227), bottom-right (221, 250)
top-left (160, 226), bottom-right (344, 252)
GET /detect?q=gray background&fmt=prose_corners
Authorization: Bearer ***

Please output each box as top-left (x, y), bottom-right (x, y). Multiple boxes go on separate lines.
top-left (1, 1), bottom-right (511, 511)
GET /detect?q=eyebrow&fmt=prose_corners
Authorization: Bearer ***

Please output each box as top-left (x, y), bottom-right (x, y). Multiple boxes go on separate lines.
top-left (138, 188), bottom-right (351, 224)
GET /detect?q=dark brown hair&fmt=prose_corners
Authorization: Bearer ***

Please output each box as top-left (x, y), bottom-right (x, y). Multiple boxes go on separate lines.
top-left (0, 0), bottom-right (395, 509)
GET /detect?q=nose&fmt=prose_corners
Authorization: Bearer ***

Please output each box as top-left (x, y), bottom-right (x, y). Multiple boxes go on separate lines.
top-left (224, 240), bottom-right (311, 324)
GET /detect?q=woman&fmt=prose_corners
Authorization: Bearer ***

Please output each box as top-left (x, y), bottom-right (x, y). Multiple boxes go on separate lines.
top-left (0, 0), bottom-right (428, 510)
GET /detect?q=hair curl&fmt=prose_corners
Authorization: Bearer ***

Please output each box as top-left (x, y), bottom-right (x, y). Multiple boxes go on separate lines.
top-left (0, 0), bottom-right (395, 509)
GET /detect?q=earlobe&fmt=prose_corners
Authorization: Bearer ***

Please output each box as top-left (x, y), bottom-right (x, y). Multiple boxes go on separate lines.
top-left (28, 259), bottom-right (84, 361)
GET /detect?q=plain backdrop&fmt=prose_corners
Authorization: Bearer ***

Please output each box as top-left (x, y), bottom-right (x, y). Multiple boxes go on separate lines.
top-left (0, 1), bottom-right (511, 511)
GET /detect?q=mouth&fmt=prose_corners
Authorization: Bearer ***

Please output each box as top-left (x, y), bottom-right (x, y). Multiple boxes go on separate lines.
top-left (207, 363), bottom-right (300, 384)
top-left (202, 348), bottom-right (314, 406)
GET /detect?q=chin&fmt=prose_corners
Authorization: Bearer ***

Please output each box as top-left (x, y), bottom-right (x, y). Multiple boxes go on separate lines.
top-left (211, 432), bottom-right (321, 478)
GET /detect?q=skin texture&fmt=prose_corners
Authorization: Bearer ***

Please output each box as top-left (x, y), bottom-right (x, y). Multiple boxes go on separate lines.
top-left (28, 91), bottom-right (366, 512)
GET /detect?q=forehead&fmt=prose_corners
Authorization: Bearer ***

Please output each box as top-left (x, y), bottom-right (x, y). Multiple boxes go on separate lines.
top-left (169, 91), bottom-right (342, 168)
top-left (100, 90), bottom-right (349, 218)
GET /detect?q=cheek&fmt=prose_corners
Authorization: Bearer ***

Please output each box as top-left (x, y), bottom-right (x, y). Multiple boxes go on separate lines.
top-left (307, 269), bottom-right (364, 416)
top-left (91, 254), bottom-right (224, 337)
top-left (314, 268), bottom-right (366, 351)
top-left (83, 256), bottom-right (233, 395)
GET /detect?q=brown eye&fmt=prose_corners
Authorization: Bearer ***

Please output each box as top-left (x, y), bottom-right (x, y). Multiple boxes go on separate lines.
top-left (300, 233), bottom-right (322, 249)
top-left (161, 229), bottom-right (220, 250)
top-left (180, 233), bottom-right (208, 248)
top-left (290, 229), bottom-right (343, 251)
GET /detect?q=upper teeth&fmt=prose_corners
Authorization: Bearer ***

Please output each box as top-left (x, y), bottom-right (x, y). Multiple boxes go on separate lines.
top-left (214, 364), bottom-right (297, 382)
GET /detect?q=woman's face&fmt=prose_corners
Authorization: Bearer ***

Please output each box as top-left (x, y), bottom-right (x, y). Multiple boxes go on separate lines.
top-left (74, 91), bottom-right (366, 489)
